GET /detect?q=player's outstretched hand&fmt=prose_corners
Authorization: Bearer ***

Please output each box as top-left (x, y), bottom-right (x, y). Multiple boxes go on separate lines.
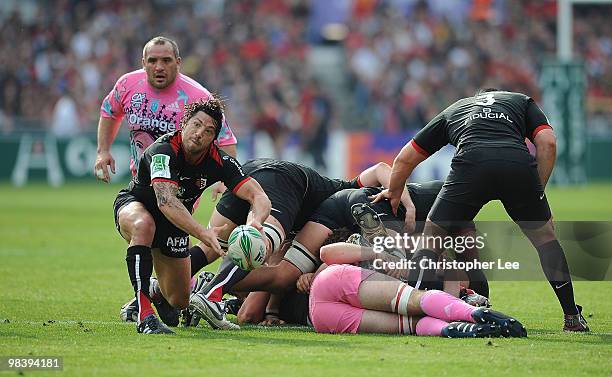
top-left (296, 273), bottom-right (315, 294)
top-left (201, 224), bottom-right (228, 257)
top-left (94, 151), bottom-right (115, 183)
top-left (210, 182), bottom-right (227, 201)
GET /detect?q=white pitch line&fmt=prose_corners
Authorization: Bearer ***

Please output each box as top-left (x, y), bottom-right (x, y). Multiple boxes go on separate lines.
top-left (3, 320), bottom-right (133, 326)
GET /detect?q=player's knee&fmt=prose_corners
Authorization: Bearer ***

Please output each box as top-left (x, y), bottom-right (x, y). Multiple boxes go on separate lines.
top-left (131, 215), bottom-right (156, 239)
top-left (524, 220), bottom-right (556, 246)
top-left (237, 309), bottom-right (263, 324)
top-left (166, 293), bottom-right (189, 310)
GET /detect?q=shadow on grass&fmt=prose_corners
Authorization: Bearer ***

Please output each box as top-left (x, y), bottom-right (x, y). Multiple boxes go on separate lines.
top-left (528, 328), bottom-right (612, 344)
top-left (179, 327), bottom-right (363, 348)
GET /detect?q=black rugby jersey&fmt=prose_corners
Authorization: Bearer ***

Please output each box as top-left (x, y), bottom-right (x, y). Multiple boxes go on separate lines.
top-left (127, 131), bottom-right (250, 213)
top-left (412, 91), bottom-right (551, 156)
top-left (242, 158), bottom-right (361, 230)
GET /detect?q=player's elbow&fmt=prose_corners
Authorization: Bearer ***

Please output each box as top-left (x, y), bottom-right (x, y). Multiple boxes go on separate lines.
top-left (320, 245), bottom-right (337, 265)
top-left (534, 130), bottom-right (557, 151)
top-left (257, 194), bottom-right (272, 211)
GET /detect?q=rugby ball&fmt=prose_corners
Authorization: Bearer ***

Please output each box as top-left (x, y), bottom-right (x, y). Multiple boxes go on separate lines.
top-left (227, 225), bottom-right (266, 271)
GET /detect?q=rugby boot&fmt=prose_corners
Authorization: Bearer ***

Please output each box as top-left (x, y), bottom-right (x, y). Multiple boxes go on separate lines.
top-left (189, 292), bottom-right (240, 330)
top-left (441, 321), bottom-right (502, 338)
top-left (471, 308), bottom-right (527, 338)
top-left (120, 297), bottom-right (138, 322)
top-left (563, 305), bottom-right (590, 332)
top-left (460, 287), bottom-right (491, 308)
top-left (180, 271), bottom-right (216, 327)
top-left (351, 203), bottom-right (389, 245)
top-left (137, 314), bottom-right (175, 334)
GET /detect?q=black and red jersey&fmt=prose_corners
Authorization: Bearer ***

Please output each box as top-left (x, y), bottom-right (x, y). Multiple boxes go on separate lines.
top-left (126, 131), bottom-right (250, 213)
top-left (412, 91), bottom-right (552, 156)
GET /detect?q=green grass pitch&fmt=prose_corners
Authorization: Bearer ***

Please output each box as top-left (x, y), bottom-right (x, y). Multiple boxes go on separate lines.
top-left (0, 182), bottom-right (611, 377)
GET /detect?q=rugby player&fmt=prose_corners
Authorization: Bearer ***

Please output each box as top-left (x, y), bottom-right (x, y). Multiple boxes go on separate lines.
top-left (113, 98), bottom-right (270, 334)
top-left (241, 235), bottom-right (499, 336)
top-left (95, 36), bottom-right (237, 180)
top-left (372, 89), bottom-right (589, 332)
top-left (307, 261), bottom-right (525, 337)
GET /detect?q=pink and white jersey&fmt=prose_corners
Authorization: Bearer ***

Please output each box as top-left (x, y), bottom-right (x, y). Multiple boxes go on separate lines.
top-left (100, 69), bottom-right (237, 175)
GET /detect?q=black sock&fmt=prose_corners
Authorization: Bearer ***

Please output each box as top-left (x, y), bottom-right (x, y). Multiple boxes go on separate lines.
top-left (536, 240), bottom-right (578, 315)
top-left (407, 249), bottom-right (442, 290)
top-left (199, 257), bottom-right (249, 301)
top-left (125, 245), bottom-right (154, 320)
top-left (189, 245), bottom-right (209, 277)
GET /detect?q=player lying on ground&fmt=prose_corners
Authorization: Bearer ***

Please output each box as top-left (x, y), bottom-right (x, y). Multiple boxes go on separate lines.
top-left (237, 229), bottom-right (489, 327)
top-left (372, 89), bottom-right (589, 332)
top-left (113, 98), bottom-right (270, 334)
top-left (307, 262), bottom-right (525, 338)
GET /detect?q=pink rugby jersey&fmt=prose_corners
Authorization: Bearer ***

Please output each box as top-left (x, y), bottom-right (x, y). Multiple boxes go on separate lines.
top-left (100, 69), bottom-right (237, 175)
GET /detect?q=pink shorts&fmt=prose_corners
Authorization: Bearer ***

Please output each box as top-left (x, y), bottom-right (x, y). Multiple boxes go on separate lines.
top-left (309, 264), bottom-right (375, 334)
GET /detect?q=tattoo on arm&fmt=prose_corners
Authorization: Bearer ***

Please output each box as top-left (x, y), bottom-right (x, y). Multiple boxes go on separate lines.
top-left (152, 182), bottom-right (181, 209)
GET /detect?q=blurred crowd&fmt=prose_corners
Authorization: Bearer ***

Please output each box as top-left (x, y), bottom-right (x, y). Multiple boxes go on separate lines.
top-left (0, 0), bottom-right (610, 143)
top-left (344, 0), bottom-right (612, 132)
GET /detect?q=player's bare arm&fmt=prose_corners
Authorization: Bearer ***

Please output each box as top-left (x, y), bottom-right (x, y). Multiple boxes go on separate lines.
top-left (153, 181), bottom-right (224, 256)
top-left (233, 178), bottom-right (271, 234)
top-left (94, 116), bottom-right (122, 182)
top-left (533, 129), bottom-right (557, 188)
top-left (320, 242), bottom-right (377, 265)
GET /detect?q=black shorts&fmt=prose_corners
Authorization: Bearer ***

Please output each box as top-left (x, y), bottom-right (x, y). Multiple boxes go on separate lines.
top-left (429, 148), bottom-right (551, 230)
top-left (215, 170), bottom-right (307, 234)
top-left (278, 289), bottom-right (311, 326)
top-left (113, 189), bottom-right (189, 258)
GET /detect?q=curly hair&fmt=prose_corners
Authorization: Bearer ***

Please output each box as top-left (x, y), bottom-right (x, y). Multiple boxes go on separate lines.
top-left (180, 96), bottom-right (225, 138)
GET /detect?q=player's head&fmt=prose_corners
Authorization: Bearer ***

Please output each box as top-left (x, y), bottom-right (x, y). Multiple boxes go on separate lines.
top-left (142, 36), bottom-right (181, 89)
top-left (180, 97), bottom-right (225, 155)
